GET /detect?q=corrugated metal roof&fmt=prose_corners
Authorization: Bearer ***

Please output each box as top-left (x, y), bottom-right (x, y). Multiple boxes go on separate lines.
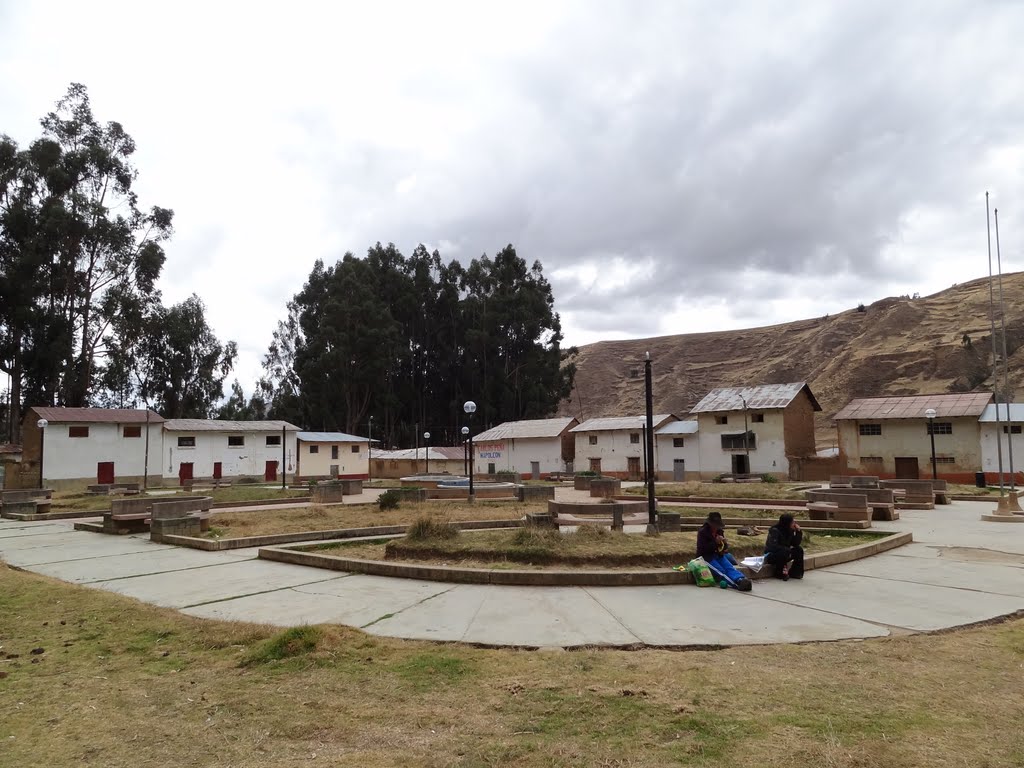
top-left (656, 420), bottom-right (699, 435)
top-left (474, 417), bottom-right (578, 441)
top-left (834, 393), bottom-right (993, 421)
top-left (978, 403), bottom-right (1024, 423)
top-left (371, 447), bottom-right (458, 461)
top-left (570, 414), bottom-right (675, 433)
top-left (163, 419), bottom-right (301, 432)
top-left (31, 407), bottom-right (165, 424)
top-left (690, 383), bottom-right (821, 414)
top-left (297, 431), bottom-right (371, 443)
top-left (433, 446), bottom-right (467, 460)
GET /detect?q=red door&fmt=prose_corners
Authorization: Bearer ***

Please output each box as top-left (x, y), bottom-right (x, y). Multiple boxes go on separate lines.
top-left (97, 462), bottom-right (115, 484)
top-left (265, 461), bottom-right (278, 481)
top-left (178, 462), bottom-right (194, 486)
top-left (213, 462), bottom-right (223, 480)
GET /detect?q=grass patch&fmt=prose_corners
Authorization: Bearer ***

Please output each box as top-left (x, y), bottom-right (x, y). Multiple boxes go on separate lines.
top-left (1, 563), bottom-right (1023, 766)
top-left (628, 482), bottom-right (812, 500)
top-left (242, 626), bottom-right (322, 665)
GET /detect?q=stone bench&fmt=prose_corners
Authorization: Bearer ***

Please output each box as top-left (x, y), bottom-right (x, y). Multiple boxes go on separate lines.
top-left (102, 495), bottom-right (213, 534)
top-left (0, 499), bottom-right (53, 517)
top-left (879, 480), bottom-right (936, 509)
top-left (549, 499), bottom-right (625, 531)
top-left (805, 491), bottom-right (871, 523)
top-left (1, 488), bottom-right (53, 504)
top-left (525, 511), bottom-right (555, 528)
top-left (849, 476), bottom-right (880, 489)
top-left (573, 475), bottom-right (599, 491)
top-left (589, 478), bottom-right (622, 499)
top-left (808, 487), bottom-right (898, 521)
top-left (516, 485), bottom-right (556, 502)
top-left (932, 479), bottom-right (950, 505)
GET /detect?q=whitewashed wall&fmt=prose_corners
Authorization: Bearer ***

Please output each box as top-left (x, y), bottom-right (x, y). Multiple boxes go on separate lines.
top-left (473, 437), bottom-right (565, 477)
top-left (162, 429), bottom-right (298, 482)
top-left (297, 440), bottom-right (369, 479)
top-left (573, 428), bottom-right (650, 476)
top-left (42, 421), bottom-right (164, 483)
top-left (696, 410), bottom-right (790, 478)
top-left (655, 434), bottom-right (701, 480)
top-left (979, 423), bottom-right (1024, 477)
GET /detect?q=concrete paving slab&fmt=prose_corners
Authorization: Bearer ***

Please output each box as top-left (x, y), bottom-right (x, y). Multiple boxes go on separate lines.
top-left (752, 571), bottom-right (1024, 631)
top-left (184, 573), bottom-right (452, 628)
top-left (586, 584), bottom-right (890, 645)
top-left (92, 559), bottom-right (348, 609)
top-left (827, 551), bottom-right (1024, 597)
top-left (2, 536), bottom-right (159, 566)
top-left (0, 523), bottom-right (79, 539)
top-left (29, 547), bottom-right (254, 584)
top-left (362, 583), bottom-right (490, 642)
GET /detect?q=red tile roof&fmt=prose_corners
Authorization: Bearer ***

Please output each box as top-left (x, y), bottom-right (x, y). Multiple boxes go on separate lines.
top-left (31, 407), bottom-right (165, 424)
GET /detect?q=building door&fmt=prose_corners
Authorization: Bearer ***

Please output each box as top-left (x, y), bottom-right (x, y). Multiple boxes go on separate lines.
top-left (895, 457), bottom-right (919, 479)
top-left (97, 462), bottom-right (115, 484)
top-left (213, 462), bottom-right (222, 480)
top-left (488, 462), bottom-right (496, 475)
top-left (178, 462), bottom-right (193, 486)
top-left (330, 465), bottom-right (339, 478)
top-left (265, 461), bottom-right (278, 481)
top-left (627, 456), bottom-right (641, 481)
top-left (589, 458), bottom-right (601, 474)
top-left (530, 461), bottom-right (540, 480)
top-left (732, 455), bottom-right (750, 475)
top-left (673, 459), bottom-right (686, 481)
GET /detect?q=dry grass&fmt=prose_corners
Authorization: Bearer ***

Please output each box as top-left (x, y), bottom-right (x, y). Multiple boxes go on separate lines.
top-left (205, 500), bottom-right (544, 539)
top-left (1, 563), bottom-right (1023, 767)
top-left (320, 528), bottom-right (877, 569)
top-left (628, 482), bottom-right (812, 500)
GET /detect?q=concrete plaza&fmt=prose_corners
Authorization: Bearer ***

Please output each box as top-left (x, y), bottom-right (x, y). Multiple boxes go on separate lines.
top-left (1, 498), bottom-right (1022, 648)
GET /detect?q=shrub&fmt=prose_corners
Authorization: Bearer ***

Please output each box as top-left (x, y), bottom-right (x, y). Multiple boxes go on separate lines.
top-left (711, 473), bottom-right (728, 483)
top-left (571, 523), bottom-right (611, 540)
top-left (576, 470), bottom-right (600, 478)
top-left (405, 516), bottom-right (459, 541)
top-left (378, 490), bottom-right (401, 510)
top-left (241, 626), bottom-right (321, 666)
top-left (856, 303), bottom-right (866, 313)
top-left (760, 473), bottom-right (779, 484)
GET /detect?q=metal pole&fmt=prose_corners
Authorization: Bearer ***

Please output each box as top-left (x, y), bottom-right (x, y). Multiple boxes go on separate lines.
top-left (928, 415), bottom-right (937, 480)
top-left (281, 425), bottom-right (286, 489)
top-left (995, 208), bottom-right (1016, 491)
top-left (143, 409), bottom-right (150, 490)
top-left (742, 395), bottom-right (750, 474)
top-left (368, 417), bottom-right (373, 482)
top-left (39, 426), bottom-right (45, 489)
top-left (644, 352), bottom-right (657, 529)
top-left (415, 422), bottom-right (419, 474)
top-left (468, 417), bottom-right (475, 501)
top-left (986, 192), bottom-right (1006, 495)
top-left (641, 423), bottom-right (648, 482)
top-left (464, 437), bottom-right (468, 475)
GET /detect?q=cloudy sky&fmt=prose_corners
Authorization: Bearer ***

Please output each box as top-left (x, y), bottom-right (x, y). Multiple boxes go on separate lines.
top-left (2, 0), bottom-right (1023, 389)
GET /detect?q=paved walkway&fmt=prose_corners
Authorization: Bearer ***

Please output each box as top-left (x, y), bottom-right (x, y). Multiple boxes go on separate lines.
top-left (2, 499), bottom-right (1023, 648)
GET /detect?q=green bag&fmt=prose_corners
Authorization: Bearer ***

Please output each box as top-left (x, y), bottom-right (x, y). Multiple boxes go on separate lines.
top-left (687, 557), bottom-right (716, 587)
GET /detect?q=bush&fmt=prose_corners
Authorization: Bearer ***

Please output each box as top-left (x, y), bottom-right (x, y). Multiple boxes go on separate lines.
top-left (856, 303), bottom-right (866, 313)
top-left (378, 490), bottom-right (401, 510)
top-left (241, 626), bottom-right (321, 666)
top-left (405, 516), bottom-right (459, 541)
top-left (495, 471), bottom-right (519, 482)
top-left (711, 473), bottom-right (728, 483)
top-left (760, 473), bottom-right (779, 484)
top-left (576, 470), bottom-right (600, 478)
top-left (570, 523), bottom-right (611, 540)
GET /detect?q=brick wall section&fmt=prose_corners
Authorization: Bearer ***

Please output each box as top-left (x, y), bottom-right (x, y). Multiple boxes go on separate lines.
top-left (782, 391), bottom-right (817, 458)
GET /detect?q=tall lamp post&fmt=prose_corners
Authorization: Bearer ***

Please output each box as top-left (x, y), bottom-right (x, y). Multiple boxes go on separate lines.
top-left (37, 418), bottom-right (48, 489)
top-left (461, 426), bottom-right (469, 475)
top-left (740, 395), bottom-right (751, 475)
top-left (463, 400), bottom-right (477, 502)
top-left (367, 416), bottom-right (373, 482)
top-left (925, 408), bottom-right (938, 480)
top-left (423, 431), bottom-right (431, 475)
top-left (644, 352), bottom-right (657, 533)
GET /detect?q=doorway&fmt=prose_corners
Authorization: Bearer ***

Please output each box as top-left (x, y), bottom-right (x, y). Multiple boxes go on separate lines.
top-left (673, 459), bottom-right (686, 481)
top-left (530, 461), bottom-right (540, 480)
top-left (894, 457), bottom-right (920, 479)
top-left (97, 462), bottom-right (115, 485)
top-left (627, 456), bottom-right (641, 481)
top-left (178, 462), bottom-right (193, 486)
top-left (731, 454), bottom-right (750, 475)
top-left (589, 458), bottom-right (601, 474)
top-left (213, 462), bottom-right (222, 480)
top-left (265, 461), bottom-right (278, 481)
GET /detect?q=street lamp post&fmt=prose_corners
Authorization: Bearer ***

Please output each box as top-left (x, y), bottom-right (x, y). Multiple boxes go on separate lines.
top-left (36, 418), bottom-right (48, 489)
top-left (740, 395), bottom-right (751, 475)
top-left (423, 431), bottom-right (431, 475)
top-left (463, 401), bottom-right (477, 502)
top-left (644, 352), bottom-right (657, 532)
top-left (368, 416), bottom-right (373, 482)
top-left (461, 426), bottom-right (469, 475)
top-left (925, 408), bottom-right (938, 480)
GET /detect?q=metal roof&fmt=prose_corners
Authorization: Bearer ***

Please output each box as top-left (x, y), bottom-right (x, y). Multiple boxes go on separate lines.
top-left (474, 417), bottom-right (578, 442)
top-left (163, 419), bottom-right (301, 432)
top-left (31, 407), bottom-right (165, 424)
top-left (371, 447), bottom-right (459, 461)
top-left (690, 383), bottom-right (821, 414)
top-left (978, 404), bottom-right (1024, 423)
top-left (570, 414), bottom-right (676, 433)
top-left (834, 393), bottom-right (993, 421)
top-left (297, 431), bottom-right (372, 443)
top-left (656, 420), bottom-right (699, 435)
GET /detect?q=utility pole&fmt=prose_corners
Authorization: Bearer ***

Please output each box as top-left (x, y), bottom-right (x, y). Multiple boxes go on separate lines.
top-left (644, 352), bottom-right (657, 533)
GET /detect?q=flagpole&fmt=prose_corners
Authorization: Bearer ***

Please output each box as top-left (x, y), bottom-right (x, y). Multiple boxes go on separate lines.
top-left (994, 208), bottom-right (1020, 509)
top-left (986, 192), bottom-right (1006, 496)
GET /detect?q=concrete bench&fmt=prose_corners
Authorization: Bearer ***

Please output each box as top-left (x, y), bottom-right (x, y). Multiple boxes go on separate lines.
top-left (805, 491), bottom-right (872, 523)
top-left (103, 495), bottom-right (213, 534)
top-left (809, 487), bottom-right (898, 521)
top-left (0, 499), bottom-right (53, 517)
top-left (1, 489), bottom-right (53, 504)
top-left (516, 485), bottom-right (556, 502)
top-left (850, 476), bottom-right (880, 489)
top-left (829, 476), bottom-right (853, 488)
top-left (549, 499), bottom-right (625, 531)
top-left (931, 480), bottom-right (950, 505)
top-left (879, 480), bottom-right (936, 510)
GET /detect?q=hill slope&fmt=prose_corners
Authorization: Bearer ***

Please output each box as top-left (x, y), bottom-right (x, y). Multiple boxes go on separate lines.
top-left (559, 272), bottom-right (1024, 439)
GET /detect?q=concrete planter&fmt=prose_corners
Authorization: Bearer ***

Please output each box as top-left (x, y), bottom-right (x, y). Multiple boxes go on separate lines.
top-left (589, 478), bottom-right (622, 499)
top-left (515, 485), bottom-right (556, 502)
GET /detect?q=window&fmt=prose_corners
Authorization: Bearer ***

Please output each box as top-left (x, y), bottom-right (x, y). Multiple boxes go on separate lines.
top-left (331, 445), bottom-right (339, 460)
top-left (751, 413), bottom-right (765, 423)
top-left (351, 445), bottom-right (360, 453)
top-left (927, 422), bottom-right (952, 435)
top-left (266, 435), bottom-right (281, 446)
top-left (588, 435), bottom-right (598, 445)
top-left (177, 436), bottom-right (196, 448)
top-left (309, 445), bottom-right (319, 454)
top-left (721, 432), bottom-right (756, 451)
top-left (715, 415), bottom-right (728, 425)
top-left (122, 425), bottom-right (142, 438)
top-left (673, 437), bottom-right (685, 448)
top-left (936, 456), bottom-right (956, 464)
top-left (859, 424), bottom-right (882, 436)
top-left (69, 426), bottom-right (89, 438)
top-left (228, 436), bottom-right (245, 447)
top-left (1003, 425), bottom-right (1023, 434)
top-left (630, 433), bottom-right (640, 444)
top-left (861, 456), bottom-right (883, 464)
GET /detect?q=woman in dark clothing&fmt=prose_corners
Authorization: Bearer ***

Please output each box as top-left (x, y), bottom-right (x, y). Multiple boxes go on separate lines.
top-left (697, 512), bottom-right (752, 591)
top-left (764, 513), bottom-right (804, 580)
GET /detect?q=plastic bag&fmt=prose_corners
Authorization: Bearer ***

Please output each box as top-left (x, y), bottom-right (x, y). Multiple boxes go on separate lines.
top-left (687, 557), bottom-right (716, 587)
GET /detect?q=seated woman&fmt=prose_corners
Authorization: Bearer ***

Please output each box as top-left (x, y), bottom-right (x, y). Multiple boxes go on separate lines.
top-left (764, 513), bottom-right (804, 580)
top-left (696, 511), bottom-right (752, 591)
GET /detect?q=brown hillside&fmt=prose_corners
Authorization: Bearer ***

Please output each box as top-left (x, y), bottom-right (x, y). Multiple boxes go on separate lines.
top-left (559, 272), bottom-right (1024, 442)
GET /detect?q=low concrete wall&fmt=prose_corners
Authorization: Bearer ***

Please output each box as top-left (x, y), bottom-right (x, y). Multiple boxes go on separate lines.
top-left (589, 478), bottom-right (622, 499)
top-left (516, 485), bottom-right (556, 502)
top-left (1, 489), bottom-right (53, 503)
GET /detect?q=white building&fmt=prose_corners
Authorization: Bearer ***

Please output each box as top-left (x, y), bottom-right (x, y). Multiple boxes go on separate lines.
top-left (370, 447), bottom-right (466, 478)
top-left (472, 417), bottom-right (579, 478)
top-left (296, 431), bottom-right (370, 480)
top-left (655, 420), bottom-right (701, 481)
top-left (570, 414), bottom-right (677, 479)
top-left (162, 419), bottom-right (300, 485)
top-left (978, 403), bottom-right (1024, 483)
top-left (23, 407), bottom-right (165, 490)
